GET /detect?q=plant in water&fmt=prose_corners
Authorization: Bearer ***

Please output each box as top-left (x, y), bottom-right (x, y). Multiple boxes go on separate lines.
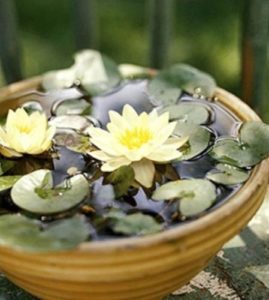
top-left (0, 108), bottom-right (55, 157)
top-left (88, 104), bottom-right (188, 188)
top-left (0, 49), bottom-right (268, 253)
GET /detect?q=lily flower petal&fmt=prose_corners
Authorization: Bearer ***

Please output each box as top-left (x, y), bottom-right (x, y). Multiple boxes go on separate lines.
top-left (131, 159), bottom-right (155, 188)
top-left (101, 156), bottom-right (131, 172)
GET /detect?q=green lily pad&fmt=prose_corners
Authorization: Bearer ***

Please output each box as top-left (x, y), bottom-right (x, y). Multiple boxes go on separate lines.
top-left (210, 122), bottom-right (269, 168)
top-left (11, 170), bottom-right (89, 214)
top-left (209, 138), bottom-right (259, 167)
top-left (105, 166), bottom-right (135, 198)
top-left (54, 130), bottom-right (94, 154)
top-left (22, 101), bottom-right (44, 114)
top-left (0, 176), bottom-right (22, 192)
top-left (49, 115), bottom-right (93, 132)
top-left (240, 121), bottom-right (269, 162)
top-left (174, 122), bottom-right (211, 160)
top-left (52, 98), bottom-right (91, 116)
top-left (106, 211), bottom-right (163, 236)
top-left (206, 163), bottom-right (249, 185)
top-left (0, 214), bottom-right (89, 252)
top-left (118, 64), bottom-right (154, 79)
top-left (42, 67), bottom-right (76, 91)
top-left (160, 102), bottom-right (210, 124)
top-left (148, 64), bottom-right (216, 106)
top-left (74, 50), bottom-right (121, 96)
top-left (42, 50), bottom-right (121, 96)
top-left (152, 179), bottom-right (217, 216)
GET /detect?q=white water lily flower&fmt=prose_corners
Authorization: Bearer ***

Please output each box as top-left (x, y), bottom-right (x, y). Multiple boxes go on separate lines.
top-left (88, 104), bottom-right (188, 188)
top-left (0, 108), bottom-right (55, 157)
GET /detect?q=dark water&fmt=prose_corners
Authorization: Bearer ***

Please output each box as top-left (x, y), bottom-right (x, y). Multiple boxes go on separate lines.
top-left (0, 80), bottom-right (245, 239)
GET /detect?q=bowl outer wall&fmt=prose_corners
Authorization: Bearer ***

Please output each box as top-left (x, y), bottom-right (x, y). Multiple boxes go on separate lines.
top-left (0, 79), bottom-right (268, 299)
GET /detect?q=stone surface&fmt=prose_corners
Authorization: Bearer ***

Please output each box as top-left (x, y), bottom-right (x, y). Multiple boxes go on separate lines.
top-left (1, 188), bottom-right (269, 299)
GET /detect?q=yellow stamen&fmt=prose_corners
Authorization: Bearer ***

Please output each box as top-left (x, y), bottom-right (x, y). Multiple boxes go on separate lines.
top-left (120, 127), bottom-right (153, 149)
top-left (17, 124), bottom-right (32, 134)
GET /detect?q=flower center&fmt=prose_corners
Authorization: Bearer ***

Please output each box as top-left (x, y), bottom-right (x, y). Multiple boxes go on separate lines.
top-left (17, 124), bottom-right (32, 134)
top-left (120, 127), bottom-right (153, 149)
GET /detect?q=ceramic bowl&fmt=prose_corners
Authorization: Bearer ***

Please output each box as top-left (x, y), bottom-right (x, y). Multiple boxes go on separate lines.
top-left (0, 78), bottom-right (268, 300)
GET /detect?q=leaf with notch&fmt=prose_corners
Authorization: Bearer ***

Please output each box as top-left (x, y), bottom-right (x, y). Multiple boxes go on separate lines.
top-left (152, 179), bottom-right (216, 216)
top-left (148, 64), bottom-right (216, 106)
top-left (209, 138), bottom-right (260, 167)
top-left (206, 163), bottom-right (249, 185)
top-left (11, 169), bottom-right (89, 214)
top-left (0, 214), bottom-right (89, 252)
top-left (174, 122), bottom-right (211, 160)
top-left (160, 102), bottom-right (210, 124)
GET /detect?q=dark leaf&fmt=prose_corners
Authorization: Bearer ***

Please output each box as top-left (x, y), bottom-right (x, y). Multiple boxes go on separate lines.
top-left (105, 166), bottom-right (135, 198)
top-left (0, 214), bottom-right (89, 252)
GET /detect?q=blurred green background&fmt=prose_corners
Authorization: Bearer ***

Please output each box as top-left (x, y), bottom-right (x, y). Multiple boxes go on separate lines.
top-left (0, 0), bottom-right (254, 99)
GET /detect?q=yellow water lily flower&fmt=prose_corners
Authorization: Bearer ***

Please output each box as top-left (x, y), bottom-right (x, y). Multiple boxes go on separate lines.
top-left (0, 108), bottom-right (55, 157)
top-left (88, 104), bottom-right (188, 188)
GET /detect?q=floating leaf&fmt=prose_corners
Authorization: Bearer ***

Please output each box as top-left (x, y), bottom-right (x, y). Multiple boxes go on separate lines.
top-left (22, 101), bottom-right (43, 114)
top-left (75, 50), bottom-right (121, 96)
top-left (240, 121), bottom-right (269, 162)
top-left (49, 115), bottom-right (93, 132)
top-left (152, 179), bottom-right (216, 216)
top-left (174, 122), bottom-right (211, 160)
top-left (42, 67), bottom-right (77, 91)
top-left (148, 64), bottom-right (216, 106)
top-left (105, 166), bottom-right (135, 198)
top-left (0, 176), bottom-right (22, 192)
top-left (118, 64), bottom-right (154, 79)
top-left (42, 50), bottom-right (121, 96)
top-left (0, 214), bottom-right (89, 252)
top-left (148, 73), bottom-right (182, 106)
top-left (209, 138), bottom-right (258, 167)
top-left (54, 130), bottom-right (93, 154)
top-left (106, 211), bottom-right (163, 236)
top-left (206, 163), bottom-right (249, 185)
top-left (160, 102), bottom-right (210, 124)
top-left (210, 122), bottom-right (269, 168)
top-left (52, 98), bottom-right (91, 116)
top-left (11, 170), bottom-right (89, 214)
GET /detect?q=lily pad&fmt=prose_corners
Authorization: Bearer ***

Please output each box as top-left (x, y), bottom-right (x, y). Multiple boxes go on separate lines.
top-left (210, 122), bottom-right (269, 168)
top-left (54, 129), bottom-right (94, 154)
top-left (206, 163), bottom-right (249, 185)
top-left (11, 170), bottom-right (89, 214)
top-left (106, 211), bottom-right (163, 236)
top-left (152, 179), bottom-right (217, 216)
top-left (49, 115), bottom-right (93, 132)
top-left (42, 67), bottom-right (77, 91)
top-left (52, 98), bottom-right (91, 116)
top-left (105, 166), bottom-right (135, 198)
top-left (22, 101), bottom-right (44, 114)
top-left (118, 64), bottom-right (154, 79)
top-left (160, 102), bottom-right (210, 124)
top-left (42, 50), bottom-right (121, 96)
top-left (148, 64), bottom-right (216, 106)
top-left (0, 176), bottom-right (22, 192)
top-left (74, 50), bottom-right (121, 96)
top-left (209, 138), bottom-right (259, 167)
top-left (0, 214), bottom-right (89, 252)
top-left (240, 121), bottom-right (269, 162)
top-left (174, 122), bottom-right (211, 160)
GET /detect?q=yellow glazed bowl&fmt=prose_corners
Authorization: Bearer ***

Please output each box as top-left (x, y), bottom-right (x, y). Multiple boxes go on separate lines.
top-left (0, 78), bottom-right (268, 300)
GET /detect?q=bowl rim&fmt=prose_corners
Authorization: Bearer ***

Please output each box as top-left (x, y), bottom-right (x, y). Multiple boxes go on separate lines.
top-left (0, 78), bottom-right (268, 252)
